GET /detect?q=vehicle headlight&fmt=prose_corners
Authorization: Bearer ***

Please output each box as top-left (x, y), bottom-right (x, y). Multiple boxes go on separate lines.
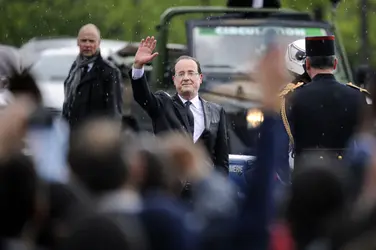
top-left (246, 108), bottom-right (264, 128)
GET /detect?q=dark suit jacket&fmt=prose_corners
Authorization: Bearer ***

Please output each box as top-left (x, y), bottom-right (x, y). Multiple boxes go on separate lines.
top-left (129, 70), bottom-right (229, 174)
top-left (62, 55), bottom-right (123, 129)
top-left (288, 74), bottom-right (367, 166)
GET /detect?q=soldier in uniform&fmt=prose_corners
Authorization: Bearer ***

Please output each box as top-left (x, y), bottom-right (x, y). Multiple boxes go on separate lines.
top-left (281, 35), bottom-right (369, 171)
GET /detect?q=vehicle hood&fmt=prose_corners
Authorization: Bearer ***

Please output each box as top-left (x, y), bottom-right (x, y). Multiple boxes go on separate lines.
top-left (200, 79), bottom-right (262, 112)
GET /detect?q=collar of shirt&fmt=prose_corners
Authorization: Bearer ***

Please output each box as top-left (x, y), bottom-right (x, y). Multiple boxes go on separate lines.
top-left (179, 94), bottom-right (200, 109)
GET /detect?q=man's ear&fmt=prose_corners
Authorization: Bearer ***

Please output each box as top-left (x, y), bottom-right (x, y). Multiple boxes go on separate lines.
top-left (333, 58), bottom-right (338, 70)
top-left (305, 58), bottom-right (311, 70)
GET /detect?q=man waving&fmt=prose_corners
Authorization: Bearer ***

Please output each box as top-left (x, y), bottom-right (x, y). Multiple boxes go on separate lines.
top-left (130, 36), bottom-right (229, 175)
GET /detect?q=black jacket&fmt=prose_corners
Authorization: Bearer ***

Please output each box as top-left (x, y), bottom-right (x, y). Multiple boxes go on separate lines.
top-left (62, 55), bottom-right (123, 128)
top-left (288, 74), bottom-right (367, 164)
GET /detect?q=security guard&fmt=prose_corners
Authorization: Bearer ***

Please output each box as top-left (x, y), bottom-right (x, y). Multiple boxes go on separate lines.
top-left (281, 35), bottom-right (369, 171)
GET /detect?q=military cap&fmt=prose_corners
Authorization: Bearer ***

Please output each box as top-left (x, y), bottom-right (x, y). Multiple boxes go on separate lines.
top-left (305, 36), bottom-right (335, 57)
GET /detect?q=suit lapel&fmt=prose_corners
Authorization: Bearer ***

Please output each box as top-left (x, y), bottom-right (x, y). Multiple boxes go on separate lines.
top-left (172, 94), bottom-right (190, 130)
top-left (200, 97), bottom-right (211, 130)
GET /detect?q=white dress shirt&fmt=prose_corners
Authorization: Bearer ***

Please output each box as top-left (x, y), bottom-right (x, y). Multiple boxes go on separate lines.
top-left (84, 63), bottom-right (93, 72)
top-left (132, 67), bottom-right (205, 142)
top-left (178, 95), bottom-right (205, 142)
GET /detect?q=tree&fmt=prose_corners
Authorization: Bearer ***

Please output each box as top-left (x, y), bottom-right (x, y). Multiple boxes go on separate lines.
top-left (0, 0), bottom-right (130, 45)
top-left (0, 0), bottom-right (227, 46)
top-left (0, 0), bottom-right (373, 67)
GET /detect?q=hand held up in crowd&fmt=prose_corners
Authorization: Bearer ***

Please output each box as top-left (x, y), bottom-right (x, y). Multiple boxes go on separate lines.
top-left (254, 44), bottom-right (291, 112)
top-left (134, 36), bottom-right (159, 69)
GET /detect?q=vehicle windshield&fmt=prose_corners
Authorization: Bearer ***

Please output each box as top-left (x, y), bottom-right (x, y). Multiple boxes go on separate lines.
top-left (191, 24), bottom-right (347, 83)
top-left (30, 54), bottom-right (76, 81)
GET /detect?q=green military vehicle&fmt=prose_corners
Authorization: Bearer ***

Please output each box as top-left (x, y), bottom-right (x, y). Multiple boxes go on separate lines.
top-left (134, 5), bottom-right (358, 155)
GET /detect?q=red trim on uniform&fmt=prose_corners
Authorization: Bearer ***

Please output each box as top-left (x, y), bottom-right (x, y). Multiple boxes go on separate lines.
top-left (306, 36), bottom-right (335, 41)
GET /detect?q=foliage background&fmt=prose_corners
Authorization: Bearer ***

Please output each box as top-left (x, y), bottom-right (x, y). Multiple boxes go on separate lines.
top-left (0, 0), bottom-right (374, 67)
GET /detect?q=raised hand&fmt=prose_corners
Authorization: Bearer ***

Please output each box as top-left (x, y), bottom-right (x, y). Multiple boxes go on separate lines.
top-left (255, 45), bottom-right (290, 111)
top-left (134, 36), bottom-right (159, 68)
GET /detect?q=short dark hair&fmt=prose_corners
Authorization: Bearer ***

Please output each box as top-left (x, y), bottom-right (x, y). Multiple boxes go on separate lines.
top-left (172, 55), bottom-right (202, 76)
top-left (68, 118), bottom-right (128, 195)
top-left (307, 56), bottom-right (336, 70)
top-left (7, 71), bottom-right (42, 104)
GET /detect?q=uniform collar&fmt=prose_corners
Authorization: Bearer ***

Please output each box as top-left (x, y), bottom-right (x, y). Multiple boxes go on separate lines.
top-left (311, 73), bottom-right (336, 82)
top-left (179, 94), bottom-right (200, 108)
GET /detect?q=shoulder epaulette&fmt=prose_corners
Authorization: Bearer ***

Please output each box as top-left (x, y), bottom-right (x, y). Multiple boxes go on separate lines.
top-left (346, 82), bottom-right (371, 96)
top-left (279, 82), bottom-right (304, 97)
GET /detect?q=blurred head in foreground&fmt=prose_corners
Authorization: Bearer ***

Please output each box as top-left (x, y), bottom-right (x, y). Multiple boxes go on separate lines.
top-left (286, 152), bottom-right (348, 248)
top-left (68, 117), bottom-right (127, 195)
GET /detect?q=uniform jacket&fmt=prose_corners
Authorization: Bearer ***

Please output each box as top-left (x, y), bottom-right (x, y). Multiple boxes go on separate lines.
top-left (284, 74), bottom-right (368, 167)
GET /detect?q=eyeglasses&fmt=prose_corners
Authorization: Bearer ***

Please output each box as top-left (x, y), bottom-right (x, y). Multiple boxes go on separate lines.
top-left (175, 72), bottom-right (200, 79)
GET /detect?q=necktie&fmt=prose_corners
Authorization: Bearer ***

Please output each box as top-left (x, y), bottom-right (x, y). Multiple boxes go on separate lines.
top-left (81, 65), bottom-right (89, 78)
top-left (185, 101), bottom-right (194, 136)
